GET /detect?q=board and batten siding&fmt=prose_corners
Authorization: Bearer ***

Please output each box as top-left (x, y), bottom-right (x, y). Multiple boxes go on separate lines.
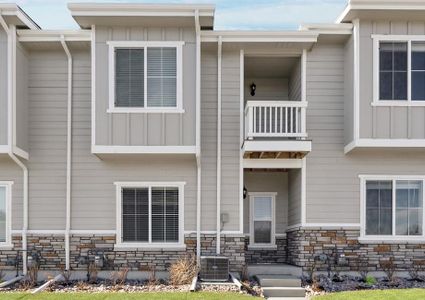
top-left (0, 27), bottom-right (8, 146)
top-left (243, 171), bottom-right (288, 234)
top-left (359, 20), bottom-right (425, 139)
top-left (94, 26), bottom-right (196, 147)
top-left (306, 41), bottom-right (425, 224)
top-left (288, 169), bottom-right (301, 226)
top-left (288, 60), bottom-right (302, 101)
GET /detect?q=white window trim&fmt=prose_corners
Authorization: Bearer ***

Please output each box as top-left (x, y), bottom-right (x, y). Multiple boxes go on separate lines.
top-left (0, 181), bottom-right (13, 249)
top-left (107, 41), bottom-right (185, 113)
top-left (372, 34), bottom-right (425, 107)
top-left (114, 181), bottom-right (185, 250)
top-left (248, 192), bottom-right (277, 249)
top-left (359, 175), bottom-right (425, 242)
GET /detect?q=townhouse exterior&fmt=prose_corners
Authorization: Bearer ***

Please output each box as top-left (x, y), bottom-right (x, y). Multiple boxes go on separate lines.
top-left (1, 0), bottom-right (425, 277)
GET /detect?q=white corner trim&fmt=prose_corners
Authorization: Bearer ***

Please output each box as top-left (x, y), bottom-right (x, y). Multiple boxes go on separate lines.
top-left (115, 182), bottom-right (185, 248)
top-left (108, 41), bottom-right (184, 113)
top-left (0, 182), bottom-right (13, 247)
top-left (91, 25), bottom-right (96, 149)
top-left (345, 139), bottom-right (425, 153)
top-left (301, 158), bottom-right (307, 226)
top-left (353, 19), bottom-right (360, 141)
top-left (92, 145), bottom-right (196, 155)
top-left (239, 49), bottom-right (244, 235)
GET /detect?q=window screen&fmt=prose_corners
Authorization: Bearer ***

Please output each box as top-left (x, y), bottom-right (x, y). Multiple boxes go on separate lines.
top-left (379, 42), bottom-right (408, 100)
top-left (115, 49), bottom-right (145, 107)
top-left (366, 181), bottom-right (393, 235)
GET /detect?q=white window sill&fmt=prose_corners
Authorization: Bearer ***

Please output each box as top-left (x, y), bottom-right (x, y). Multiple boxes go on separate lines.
top-left (371, 101), bottom-right (425, 107)
top-left (359, 237), bottom-right (425, 244)
top-left (114, 243), bottom-right (186, 251)
top-left (248, 244), bottom-right (277, 250)
top-left (107, 108), bottom-right (185, 114)
top-left (0, 244), bottom-right (13, 250)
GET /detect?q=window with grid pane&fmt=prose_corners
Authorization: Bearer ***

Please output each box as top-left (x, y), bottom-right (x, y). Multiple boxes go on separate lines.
top-left (379, 42), bottom-right (408, 100)
top-left (396, 181), bottom-right (423, 236)
top-left (121, 186), bottom-right (179, 244)
top-left (252, 196), bottom-right (273, 244)
top-left (366, 181), bottom-right (392, 235)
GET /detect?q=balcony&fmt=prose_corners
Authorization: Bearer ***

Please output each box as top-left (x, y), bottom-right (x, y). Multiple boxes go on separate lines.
top-left (243, 100), bottom-right (311, 159)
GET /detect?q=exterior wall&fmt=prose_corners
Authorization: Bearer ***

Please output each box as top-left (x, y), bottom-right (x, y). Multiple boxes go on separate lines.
top-left (200, 46), bottom-right (218, 232)
top-left (287, 227), bottom-right (425, 272)
top-left (289, 60), bottom-right (302, 101)
top-left (94, 26), bottom-right (196, 147)
top-left (15, 41), bottom-right (29, 153)
top-left (245, 236), bottom-right (287, 264)
top-left (243, 170), bottom-right (288, 234)
top-left (221, 47), bottom-right (241, 232)
top-left (306, 41), bottom-right (425, 224)
top-left (0, 234), bottom-right (245, 274)
top-left (244, 77), bottom-right (289, 101)
top-left (288, 169), bottom-right (301, 226)
top-left (0, 27), bottom-right (7, 146)
top-left (344, 34), bottom-right (354, 146)
top-left (359, 20), bottom-right (425, 139)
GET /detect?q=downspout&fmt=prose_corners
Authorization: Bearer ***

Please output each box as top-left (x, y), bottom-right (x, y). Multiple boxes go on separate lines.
top-left (194, 9), bottom-right (202, 263)
top-left (60, 35), bottom-right (72, 271)
top-left (216, 36), bottom-right (222, 254)
top-left (0, 15), bottom-right (29, 275)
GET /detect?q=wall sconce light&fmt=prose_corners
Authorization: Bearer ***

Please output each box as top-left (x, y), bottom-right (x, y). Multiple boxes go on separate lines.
top-left (243, 186), bottom-right (247, 199)
top-left (250, 82), bottom-right (256, 96)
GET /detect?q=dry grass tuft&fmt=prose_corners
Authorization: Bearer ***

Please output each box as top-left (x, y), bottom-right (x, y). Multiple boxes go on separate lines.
top-left (168, 255), bottom-right (198, 286)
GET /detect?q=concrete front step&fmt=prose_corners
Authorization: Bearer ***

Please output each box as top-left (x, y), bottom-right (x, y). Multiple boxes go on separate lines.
top-left (263, 287), bottom-right (306, 298)
top-left (256, 275), bottom-right (301, 287)
top-left (248, 264), bottom-right (302, 277)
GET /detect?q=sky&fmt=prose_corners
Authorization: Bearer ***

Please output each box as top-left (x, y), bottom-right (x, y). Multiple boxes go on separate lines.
top-left (0, 0), bottom-right (348, 30)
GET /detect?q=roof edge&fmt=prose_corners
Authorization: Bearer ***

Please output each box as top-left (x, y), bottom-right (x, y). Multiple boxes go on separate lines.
top-left (0, 3), bottom-right (40, 29)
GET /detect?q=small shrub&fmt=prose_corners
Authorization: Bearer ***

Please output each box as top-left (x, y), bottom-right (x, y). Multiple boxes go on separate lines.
top-left (241, 265), bottom-right (249, 282)
top-left (88, 262), bottom-right (98, 283)
top-left (27, 261), bottom-right (39, 287)
top-left (365, 275), bottom-right (377, 286)
top-left (0, 269), bottom-right (5, 283)
top-left (60, 266), bottom-right (72, 284)
top-left (110, 267), bottom-right (129, 285)
top-left (168, 255), bottom-right (198, 286)
top-left (306, 260), bottom-right (317, 283)
top-left (357, 258), bottom-right (369, 282)
top-left (409, 260), bottom-right (425, 281)
top-left (147, 265), bottom-right (157, 285)
top-left (380, 257), bottom-right (396, 282)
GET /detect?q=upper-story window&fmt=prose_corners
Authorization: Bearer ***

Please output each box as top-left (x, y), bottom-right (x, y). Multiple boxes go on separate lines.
top-left (373, 36), bottom-right (425, 105)
top-left (108, 41), bottom-right (184, 113)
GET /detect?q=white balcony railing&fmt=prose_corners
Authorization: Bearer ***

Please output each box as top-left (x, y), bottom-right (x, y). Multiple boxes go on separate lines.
top-left (245, 101), bottom-right (307, 139)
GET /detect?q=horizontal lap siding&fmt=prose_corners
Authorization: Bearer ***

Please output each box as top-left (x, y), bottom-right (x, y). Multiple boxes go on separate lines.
top-left (16, 43), bottom-right (29, 152)
top-left (360, 20), bottom-right (425, 139)
top-left (307, 42), bottom-right (425, 224)
top-left (0, 28), bottom-right (7, 145)
top-left (201, 48), bottom-right (217, 232)
top-left (95, 26), bottom-right (196, 147)
top-left (0, 157), bottom-right (23, 229)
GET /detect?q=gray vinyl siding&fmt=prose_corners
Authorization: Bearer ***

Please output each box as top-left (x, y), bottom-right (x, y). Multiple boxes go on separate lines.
top-left (244, 78), bottom-right (289, 101)
top-left (344, 34), bottom-right (354, 146)
top-left (288, 60), bottom-right (301, 101)
top-left (16, 42), bottom-right (29, 152)
top-left (94, 26), bottom-right (196, 147)
top-left (221, 48), bottom-right (241, 231)
top-left (243, 171), bottom-right (288, 235)
top-left (0, 156), bottom-right (23, 229)
top-left (306, 41), bottom-right (425, 224)
top-left (359, 20), bottom-right (425, 139)
top-left (288, 169), bottom-right (301, 226)
top-left (200, 46), bottom-right (218, 232)
top-left (0, 27), bottom-right (7, 146)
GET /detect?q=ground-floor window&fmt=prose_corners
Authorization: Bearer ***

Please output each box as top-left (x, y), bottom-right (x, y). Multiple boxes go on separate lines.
top-left (249, 192), bottom-right (276, 248)
top-left (361, 176), bottom-right (424, 239)
top-left (0, 182), bottom-right (12, 246)
top-left (115, 182), bottom-right (185, 248)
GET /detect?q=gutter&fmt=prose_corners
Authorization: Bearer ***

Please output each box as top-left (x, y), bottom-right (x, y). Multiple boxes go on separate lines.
top-left (60, 35), bottom-right (73, 271)
top-left (194, 9), bottom-right (202, 263)
top-left (0, 13), bottom-right (29, 275)
top-left (216, 36), bottom-right (222, 254)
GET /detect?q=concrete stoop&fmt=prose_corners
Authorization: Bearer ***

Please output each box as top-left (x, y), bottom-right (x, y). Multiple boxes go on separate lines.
top-left (256, 272), bottom-right (306, 300)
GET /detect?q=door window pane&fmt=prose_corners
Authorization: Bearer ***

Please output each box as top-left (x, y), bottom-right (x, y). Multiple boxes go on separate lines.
top-left (379, 42), bottom-right (408, 100)
top-left (252, 196), bottom-right (273, 244)
top-left (254, 221), bottom-right (271, 244)
top-left (366, 181), bottom-right (393, 235)
top-left (0, 187), bottom-right (5, 243)
top-left (396, 181), bottom-right (423, 236)
top-left (412, 42), bottom-right (425, 100)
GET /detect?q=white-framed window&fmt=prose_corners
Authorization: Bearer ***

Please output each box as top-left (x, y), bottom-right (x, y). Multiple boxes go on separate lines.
top-left (108, 41), bottom-right (184, 113)
top-left (373, 35), bottom-right (425, 106)
top-left (249, 192), bottom-right (276, 249)
top-left (0, 181), bottom-right (12, 248)
top-left (115, 182), bottom-right (185, 249)
top-left (360, 175), bottom-right (425, 241)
